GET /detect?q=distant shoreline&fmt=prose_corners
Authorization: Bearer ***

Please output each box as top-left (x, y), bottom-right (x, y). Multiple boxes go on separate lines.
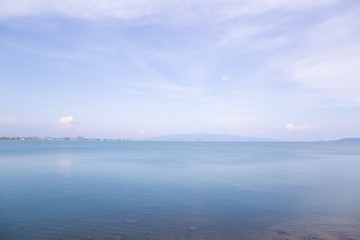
top-left (0, 136), bottom-right (130, 141)
top-left (1, 136), bottom-right (359, 142)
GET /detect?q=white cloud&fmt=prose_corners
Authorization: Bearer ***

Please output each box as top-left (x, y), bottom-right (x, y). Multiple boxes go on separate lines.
top-left (284, 49), bottom-right (360, 98)
top-left (285, 123), bottom-right (311, 131)
top-left (0, 0), bottom-right (339, 22)
top-left (218, 25), bottom-right (270, 47)
top-left (57, 116), bottom-right (81, 136)
top-left (216, 22), bottom-right (291, 53)
top-left (57, 116), bottom-right (78, 134)
top-left (276, 5), bottom-right (360, 104)
top-left (58, 116), bottom-right (73, 125)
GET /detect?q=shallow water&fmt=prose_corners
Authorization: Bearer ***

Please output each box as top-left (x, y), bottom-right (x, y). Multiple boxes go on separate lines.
top-left (1, 141), bottom-right (360, 240)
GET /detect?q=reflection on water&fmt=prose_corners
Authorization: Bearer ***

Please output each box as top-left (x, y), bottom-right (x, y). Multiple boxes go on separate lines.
top-left (57, 154), bottom-right (72, 174)
top-left (0, 141), bottom-right (360, 240)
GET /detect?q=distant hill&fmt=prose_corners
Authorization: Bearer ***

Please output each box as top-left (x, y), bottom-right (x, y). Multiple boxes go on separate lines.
top-left (146, 133), bottom-right (279, 142)
top-left (332, 138), bottom-right (360, 142)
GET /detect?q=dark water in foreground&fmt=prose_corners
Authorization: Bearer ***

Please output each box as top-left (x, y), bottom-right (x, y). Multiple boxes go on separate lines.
top-left (1, 141), bottom-right (360, 240)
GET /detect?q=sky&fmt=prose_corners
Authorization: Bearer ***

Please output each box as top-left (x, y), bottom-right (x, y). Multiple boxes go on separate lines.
top-left (0, 0), bottom-right (360, 141)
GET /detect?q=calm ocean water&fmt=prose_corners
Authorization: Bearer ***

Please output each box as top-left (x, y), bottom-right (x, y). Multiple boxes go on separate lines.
top-left (0, 141), bottom-right (360, 240)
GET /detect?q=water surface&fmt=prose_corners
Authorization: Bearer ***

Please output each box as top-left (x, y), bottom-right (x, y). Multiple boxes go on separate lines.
top-left (1, 141), bottom-right (360, 240)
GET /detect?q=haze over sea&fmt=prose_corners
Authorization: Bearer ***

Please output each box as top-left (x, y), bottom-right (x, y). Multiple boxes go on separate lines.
top-left (1, 141), bottom-right (360, 240)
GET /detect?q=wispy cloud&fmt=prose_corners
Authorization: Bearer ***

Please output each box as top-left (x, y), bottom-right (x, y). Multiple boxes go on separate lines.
top-left (127, 90), bottom-right (142, 95)
top-left (285, 123), bottom-right (312, 131)
top-left (217, 24), bottom-right (275, 48)
top-left (274, 5), bottom-right (360, 104)
top-left (0, 0), bottom-right (339, 22)
top-left (221, 75), bottom-right (232, 81)
top-left (284, 48), bottom-right (360, 97)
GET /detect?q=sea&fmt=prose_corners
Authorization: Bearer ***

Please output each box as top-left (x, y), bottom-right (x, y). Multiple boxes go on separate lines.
top-left (0, 141), bottom-right (360, 240)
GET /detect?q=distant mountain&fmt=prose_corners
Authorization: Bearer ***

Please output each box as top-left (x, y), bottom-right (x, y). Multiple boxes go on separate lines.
top-left (146, 133), bottom-right (279, 142)
top-left (332, 138), bottom-right (360, 142)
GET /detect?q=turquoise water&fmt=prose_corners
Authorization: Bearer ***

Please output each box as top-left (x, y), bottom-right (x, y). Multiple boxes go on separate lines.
top-left (1, 141), bottom-right (360, 240)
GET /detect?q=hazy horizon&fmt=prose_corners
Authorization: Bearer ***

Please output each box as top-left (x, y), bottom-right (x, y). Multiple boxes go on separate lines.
top-left (1, 0), bottom-right (360, 141)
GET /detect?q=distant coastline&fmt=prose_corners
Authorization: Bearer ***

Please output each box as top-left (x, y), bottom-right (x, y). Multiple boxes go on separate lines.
top-left (0, 136), bottom-right (131, 141)
top-left (1, 135), bottom-right (360, 142)
top-left (330, 138), bottom-right (360, 142)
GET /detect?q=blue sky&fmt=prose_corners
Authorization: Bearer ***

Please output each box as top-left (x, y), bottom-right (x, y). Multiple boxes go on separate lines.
top-left (1, 0), bottom-right (360, 140)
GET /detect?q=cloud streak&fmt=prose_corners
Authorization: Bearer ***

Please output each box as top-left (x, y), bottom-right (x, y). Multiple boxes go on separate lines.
top-left (0, 0), bottom-right (339, 23)
top-left (275, 4), bottom-right (360, 104)
top-left (285, 123), bottom-right (312, 131)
